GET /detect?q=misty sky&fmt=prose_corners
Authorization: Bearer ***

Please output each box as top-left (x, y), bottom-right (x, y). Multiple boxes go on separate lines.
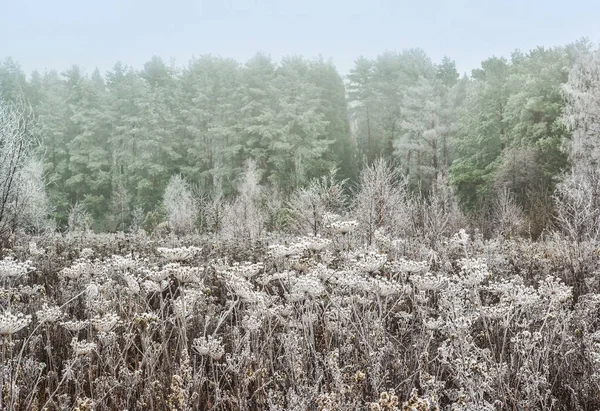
top-left (2, 0), bottom-right (599, 77)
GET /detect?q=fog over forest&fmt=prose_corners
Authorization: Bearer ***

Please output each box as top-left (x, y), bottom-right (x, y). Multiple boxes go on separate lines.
top-left (2, 2), bottom-right (600, 410)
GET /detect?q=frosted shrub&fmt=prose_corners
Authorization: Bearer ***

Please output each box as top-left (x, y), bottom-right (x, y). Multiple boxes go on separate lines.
top-left (287, 169), bottom-right (347, 236)
top-left (221, 160), bottom-right (266, 240)
top-left (163, 174), bottom-right (198, 235)
top-left (354, 158), bottom-right (412, 244)
top-left (67, 202), bottom-right (93, 233)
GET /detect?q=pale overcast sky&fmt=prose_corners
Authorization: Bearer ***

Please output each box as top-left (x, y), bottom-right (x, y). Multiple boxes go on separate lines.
top-left (1, 0), bottom-right (599, 77)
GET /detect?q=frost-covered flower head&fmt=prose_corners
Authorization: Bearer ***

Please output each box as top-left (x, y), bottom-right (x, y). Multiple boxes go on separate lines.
top-left (163, 263), bottom-right (203, 284)
top-left (36, 304), bottom-right (63, 323)
top-left (60, 320), bottom-right (89, 332)
top-left (328, 220), bottom-right (359, 235)
top-left (0, 310), bottom-right (32, 335)
top-left (451, 229), bottom-right (470, 246)
top-left (287, 274), bottom-right (326, 302)
top-left (219, 261), bottom-right (264, 279)
top-left (411, 272), bottom-right (448, 292)
top-left (91, 313), bottom-right (119, 332)
top-left (457, 258), bottom-right (489, 287)
top-left (80, 248), bottom-right (95, 259)
top-left (0, 257), bottom-right (35, 280)
top-left (71, 337), bottom-right (96, 356)
top-left (355, 251), bottom-right (387, 274)
top-left (268, 244), bottom-right (302, 259)
top-left (300, 235), bottom-right (332, 252)
top-left (392, 258), bottom-right (428, 274)
top-left (172, 289), bottom-right (204, 318)
top-left (157, 246), bottom-right (201, 262)
top-left (367, 276), bottom-right (405, 297)
top-left (538, 276), bottom-right (571, 303)
top-left (193, 335), bottom-right (225, 360)
top-left (60, 260), bottom-right (91, 280)
top-left (29, 242), bottom-right (44, 256)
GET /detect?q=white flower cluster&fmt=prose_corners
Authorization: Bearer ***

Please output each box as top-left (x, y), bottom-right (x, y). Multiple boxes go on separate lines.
top-left (298, 235), bottom-right (332, 252)
top-left (218, 261), bottom-right (264, 278)
top-left (59, 259), bottom-right (92, 280)
top-left (0, 310), bottom-right (32, 335)
top-left (411, 272), bottom-right (448, 292)
top-left (172, 289), bottom-right (205, 318)
top-left (36, 304), bottom-right (63, 323)
top-left (164, 263), bottom-right (203, 284)
top-left (328, 220), bottom-right (359, 234)
top-left (80, 248), bottom-right (95, 259)
top-left (28, 242), bottom-right (44, 256)
top-left (487, 276), bottom-right (540, 307)
top-left (538, 276), bottom-right (571, 303)
top-left (268, 244), bottom-right (303, 259)
top-left (0, 257), bottom-right (35, 280)
top-left (366, 275), bottom-right (406, 297)
top-left (134, 311), bottom-right (160, 325)
top-left (91, 313), bottom-right (120, 332)
top-left (391, 258), bottom-right (428, 273)
top-left (142, 278), bottom-right (171, 293)
top-left (193, 335), bottom-right (225, 360)
top-left (110, 254), bottom-right (138, 271)
top-left (157, 246), bottom-right (202, 262)
top-left (60, 319), bottom-right (89, 332)
top-left (354, 251), bottom-right (387, 273)
top-left (71, 337), bottom-right (96, 356)
top-left (287, 274), bottom-right (326, 302)
top-left (457, 258), bottom-right (489, 286)
top-left (451, 229), bottom-right (470, 246)
top-left (226, 274), bottom-right (264, 304)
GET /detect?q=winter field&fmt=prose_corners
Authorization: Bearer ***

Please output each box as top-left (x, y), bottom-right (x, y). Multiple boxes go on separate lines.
top-left (2, 189), bottom-right (600, 410)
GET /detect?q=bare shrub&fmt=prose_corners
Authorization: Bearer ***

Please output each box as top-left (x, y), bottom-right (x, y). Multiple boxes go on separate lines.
top-left (67, 202), bottom-right (93, 233)
top-left (353, 158), bottom-right (412, 244)
top-left (553, 170), bottom-right (600, 242)
top-left (221, 161), bottom-right (266, 240)
top-left (163, 174), bottom-right (198, 235)
top-left (492, 186), bottom-right (526, 238)
top-left (0, 100), bottom-right (44, 241)
top-left (287, 168), bottom-right (347, 236)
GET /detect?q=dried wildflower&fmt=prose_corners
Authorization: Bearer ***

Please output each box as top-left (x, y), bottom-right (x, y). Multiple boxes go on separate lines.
top-left (0, 310), bottom-right (32, 335)
top-left (218, 261), bottom-right (264, 278)
top-left (457, 258), bottom-right (489, 286)
top-left (164, 263), bottom-right (203, 284)
top-left (60, 260), bottom-right (91, 280)
top-left (36, 304), bottom-right (63, 323)
top-left (157, 246), bottom-right (201, 262)
top-left (268, 244), bottom-right (302, 259)
top-left (123, 273), bottom-right (140, 293)
top-left (451, 229), bottom-right (470, 246)
top-left (411, 273), bottom-right (448, 292)
top-left (328, 220), bottom-right (359, 234)
top-left (538, 276), bottom-right (571, 303)
top-left (60, 320), bottom-right (89, 332)
top-left (392, 258), bottom-right (428, 274)
top-left (91, 313), bottom-right (119, 332)
top-left (28, 242), bottom-right (44, 256)
top-left (80, 248), bottom-right (95, 259)
top-left (300, 235), bottom-right (332, 252)
top-left (86, 283), bottom-right (99, 299)
top-left (355, 251), bottom-right (387, 273)
top-left (134, 312), bottom-right (160, 329)
top-left (0, 257), bottom-right (35, 279)
top-left (71, 337), bottom-right (96, 356)
top-left (193, 335), bottom-right (225, 360)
